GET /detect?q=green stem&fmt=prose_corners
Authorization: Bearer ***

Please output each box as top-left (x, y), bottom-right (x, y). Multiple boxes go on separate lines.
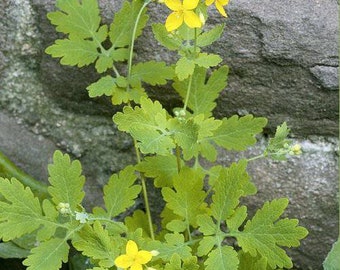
top-left (175, 145), bottom-right (181, 173)
top-left (183, 28), bottom-right (198, 111)
top-left (124, 0), bottom-right (154, 240)
top-left (127, 0), bottom-right (151, 82)
top-left (0, 150), bottom-right (49, 199)
top-left (183, 74), bottom-right (193, 112)
top-left (247, 153), bottom-right (265, 162)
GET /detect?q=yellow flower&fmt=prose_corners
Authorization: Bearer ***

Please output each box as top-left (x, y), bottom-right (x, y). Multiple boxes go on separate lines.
top-left (205, 0), bottom-right (229, 17)
top-left (164, 0), bottom-right (202, 32)
top-left (114, 240), bottom-right (153, 270)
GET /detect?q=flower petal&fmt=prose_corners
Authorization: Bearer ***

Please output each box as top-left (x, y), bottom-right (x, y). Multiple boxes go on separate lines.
top-left (164, 0), bottom-right (182, 11)
top-left (218, 0), bottom-right (230, 5)
top-left (183, 11), bottom-right (202, 28)
top-left (136, 250), bottom-right (152, 264)
top-left (114, 254), bottom-right (134, 268)
top-left (130, 263), bottom-right (143, 270)
top-left (165, 11), bottom-right (184, 31)
top-left (215, 1), bottom-right (227, 17)
top-left (126, 240), bottom-right (139, 256)
top-left (205, 0), bottom-right (214, 6)
top-left (183, 0), bottom-right (199, 10)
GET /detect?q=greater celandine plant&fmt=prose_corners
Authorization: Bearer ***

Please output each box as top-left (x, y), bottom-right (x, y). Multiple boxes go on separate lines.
top-left (0, 0), bottom-right (308, 269)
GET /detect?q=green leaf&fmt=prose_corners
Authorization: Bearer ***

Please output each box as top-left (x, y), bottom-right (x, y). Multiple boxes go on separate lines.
top-left (211, 115), bottom-right (267, 151)
top-left (196, 24), bottom-right (225, 47)
top-left (173, 66), bottom-right (229, 117)
top-left (147, 233), bottom-right (192, 261)
top-left (226, 206), bottom-right (248, 232)
top-left (136, 155), bottom-right (182, 187)
top-left (194, 115), bottom-right (222, 161)
top-left (46, 0), bottom-right (108, 68)
top-left (47, 0), bottom-right (101, 39)
top-left (205, 246), bottom-right (239, 270)
top-left (111, 85), bottom-right (147, 105)
top-left (46, 38), bottom-right (99, 67)
top-left (131, 61), bottom-right (174, 86)
top-left (23, 238), bottom-right (70, 270)
top-left (72, 222), bottom-right (120, 268)
top-left (323, 240), bottom-right (340, 270)
top-left (175, 57), bottom-right (195, 81)
top-left (168, 118), bottom-right (199, 160)
top-left (87, 75), bottom-right (115, 98)
top-left (102, 165), bottom-right (141, 218)
top-left (235, 198), bottom-right (309, 269)
top-left (0, 241), bottom-right (30, 259)
top-left (125, 210), bottom-right (153, 238)
top-left (0, 178), bottom-right (58, 241)
top-left (152, 23), bottom-right (182, 50)
top-left (109, 0), bottom-right (148, 47)
top-left (211, 160), bottom-right (256, 223)
top-left (266, 122), bottom-right (291, 160)
top-left (164, 254), bottom-right (200, 270)
top-left (162, 167), bottom-right (207, 228)
top-left (238, 251), bottom-right (269, 270)
top-left (196, 214), bottom-right (224, 256)
top-left (114, 97), bottom-right (175, 155)
top-left (48, 150), bottom-right (85, 210)
top-left (194, 53), bottom-right (222, 68)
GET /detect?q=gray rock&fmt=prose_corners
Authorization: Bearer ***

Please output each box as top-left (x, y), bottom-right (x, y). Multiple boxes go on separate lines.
top-left (0, 0), bottom-right (338, 269)
top-left (310, 66), bottom-right (339, 91)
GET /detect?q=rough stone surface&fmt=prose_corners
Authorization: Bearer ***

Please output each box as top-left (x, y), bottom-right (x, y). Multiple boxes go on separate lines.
top-left (0, 0), bottom-right (338, 269)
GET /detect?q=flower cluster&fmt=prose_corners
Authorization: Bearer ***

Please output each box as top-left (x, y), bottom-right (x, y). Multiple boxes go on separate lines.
top-left (56, 202), bottom-right (71, 215)
top-left (163, 0), bottom-right (229, 31)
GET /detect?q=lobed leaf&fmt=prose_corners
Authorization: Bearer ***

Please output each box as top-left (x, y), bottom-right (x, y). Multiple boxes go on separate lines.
top-left (194, 53), bottom-right (222, 68)
top-left (235, 198), bottom-right (309, 269)
top-left (211, 115), bottom-right (267, 151)
top-left (0, 178), bottom-right (58, 241)
top-left (152, 23), bottom-right (182, 50)
top-left (48, 150), bottom-right (85, 210)
top-left (205, 246), bottom-right (239, 270)
top-left (266, 122), bottom-right (291, 160)
top-left (114, 97), bottom-right (175, 155)
top-left (175, 57), bottom-right (195, 81)
top-left (162, 167), bottom-right (207, 228)
top-left (47, 0), bottom-right (101, 39)
top-left (173, 66), bottom-right (229, 117)
top-left (131, 61), bottom-right (174, 86)
top-left (72, 222), bottom-right (120, 268)
top-left (164, 254), bottom-right (200, 270)
top-left (87, 75), bottom-right (115, 98)
top-left (196, 24), bottom-right (225, 47)
top-left (238, 251), bottom-right (269, 270)
top-left (109, 0), bottom-right (148, 47)
top-left (147, 233), bottom-right (192, 261)
top-left (46, 38), bottom-right (99, 68)
top-left (211, 160), bottom-right (256, 223)
top-left (136, 155), bottom-right (182, 187)
top-left (23, 238), bottom-right (69, 270)
top-left (103, 165), bottom-right (141, 218)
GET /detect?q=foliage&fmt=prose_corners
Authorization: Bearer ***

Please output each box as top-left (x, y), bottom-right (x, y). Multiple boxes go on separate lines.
top-left (0, 0), bottom-right (309, 269)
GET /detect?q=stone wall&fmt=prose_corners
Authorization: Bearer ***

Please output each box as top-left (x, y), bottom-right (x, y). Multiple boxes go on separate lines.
top-left (0, 0), bottom-right (338, 269)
